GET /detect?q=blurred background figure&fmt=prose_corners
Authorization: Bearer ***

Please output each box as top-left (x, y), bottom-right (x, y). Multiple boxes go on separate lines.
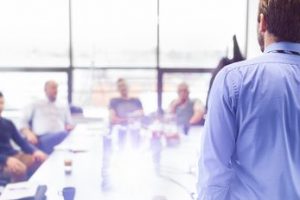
top-left (20, 80), bottom-right (74, 154)
top-left (102, 78), bottom-right (144, 190)
top-left (110, 78), bottom-right (144, 124)
top-left (109, 78), bottom-right (144, 148)
top-left (0, 92), bottom-right (47, 183)
top-left (169, 82), bottom-right (205, 135)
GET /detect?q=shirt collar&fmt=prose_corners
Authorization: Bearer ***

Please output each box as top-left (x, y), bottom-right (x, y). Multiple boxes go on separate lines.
top-left (264, 42), bottom-right (300, 54)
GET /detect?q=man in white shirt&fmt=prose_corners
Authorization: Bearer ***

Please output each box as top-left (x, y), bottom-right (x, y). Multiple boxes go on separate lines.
top-left (20, 80), bottom-right (74, 154)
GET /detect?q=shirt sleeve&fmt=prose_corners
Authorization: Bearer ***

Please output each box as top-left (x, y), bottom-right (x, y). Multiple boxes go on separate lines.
top-left (197, 68), bottom-right (240, 200)
top-left (0, 155), bottom-right (8, 165)
top-left (109, 99), bottom-right (116, 110)
top-left (64, 105), bottom-right (73, 125)
top-left (193, 99), bottom-right (205, 112)
top-left (9, 121), bottom-right (36, 154)
top-left (135, 99), bottom-right (143, 110)
top-left (19, 104), bottom-right (35, 130)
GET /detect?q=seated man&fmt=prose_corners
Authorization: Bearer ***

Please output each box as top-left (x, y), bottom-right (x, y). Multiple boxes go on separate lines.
top-left (20, 80), bottom-right (74, 154)
top-left (0, 92), bottom-right (47, 182)
top-left (169, 82), bottom-right (205, 135)
top-left (109, 78), bottom-right (144, 148)
top-left (102, 78), bottom-right (144, 190)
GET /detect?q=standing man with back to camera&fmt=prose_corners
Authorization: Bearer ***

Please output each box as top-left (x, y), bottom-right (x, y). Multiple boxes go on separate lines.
top-left (198, 0), bottom-right (300, 199)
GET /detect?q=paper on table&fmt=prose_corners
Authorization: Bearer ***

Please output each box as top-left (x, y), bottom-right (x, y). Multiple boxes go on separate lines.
top-left (54, 144), bottom-right (89, 153)
top-left (0, 182), bottom-right (38, 200)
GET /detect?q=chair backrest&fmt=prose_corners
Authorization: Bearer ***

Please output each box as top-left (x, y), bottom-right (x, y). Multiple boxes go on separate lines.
top-left (70, 105), bottom-right (83, 115)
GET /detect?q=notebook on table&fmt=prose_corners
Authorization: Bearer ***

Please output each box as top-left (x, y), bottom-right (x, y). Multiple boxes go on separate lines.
top-left (0, 182), bottom-right (47, 200)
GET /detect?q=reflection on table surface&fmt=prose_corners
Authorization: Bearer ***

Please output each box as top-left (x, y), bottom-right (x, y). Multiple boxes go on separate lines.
top-left (30, 123), bottom-right (204, 200)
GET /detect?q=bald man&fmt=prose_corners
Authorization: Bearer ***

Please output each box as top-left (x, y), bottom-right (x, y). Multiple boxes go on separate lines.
top-left (169, 83), bottom-right (205, 134)
top-left (20, 80), bottom-right (74, 154)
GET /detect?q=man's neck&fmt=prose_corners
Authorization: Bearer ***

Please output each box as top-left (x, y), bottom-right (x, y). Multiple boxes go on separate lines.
top-left (46, 97), bottom-right (56, 103)
top-left (264, 32), bottom-right (279, 50)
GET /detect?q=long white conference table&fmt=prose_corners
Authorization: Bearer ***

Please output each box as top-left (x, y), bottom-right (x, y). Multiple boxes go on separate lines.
top-left (29, 123), bottom-right (203, 200)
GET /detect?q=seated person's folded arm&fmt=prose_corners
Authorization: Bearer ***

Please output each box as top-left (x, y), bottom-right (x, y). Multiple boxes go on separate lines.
top-left (65, 106), bottom-right (75, 132)
top-left (168, 99), bottom-right (181, 114)
top-left (131, 99), bottom-right (144, 119)
top-left (109, 109), bottom-right (127, 125)
top-left (129, 107), bottom-right (144, 120)
top-left (20, 128), bottom-right (38, 145)
top-left (19, 105), bottom-right (39, 145)
top-left (189, 100), bottom-right (205, 125)
top-left (11, 121), bottom-right (47, 161)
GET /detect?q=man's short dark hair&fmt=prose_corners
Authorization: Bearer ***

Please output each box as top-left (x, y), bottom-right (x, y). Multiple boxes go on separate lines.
top-left (259, 0), bottom-right (300, 42)
top-left (0, 92), bottom-right (3, 98)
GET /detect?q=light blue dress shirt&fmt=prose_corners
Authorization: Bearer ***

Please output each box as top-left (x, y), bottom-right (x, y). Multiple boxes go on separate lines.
top-left (198, 42), bottom-right (300, 200)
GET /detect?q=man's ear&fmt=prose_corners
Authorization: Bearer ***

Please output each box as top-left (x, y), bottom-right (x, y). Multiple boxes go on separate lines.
top-left (258, 13), bottom-right (267, 34)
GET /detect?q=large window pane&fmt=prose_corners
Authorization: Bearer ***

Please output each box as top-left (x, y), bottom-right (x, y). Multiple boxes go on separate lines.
top-left (247, 0), bottom-right (261, 58)
top-left (160, 0), bottom-right (247, 68)
top-left (73, 69), bottom-right (157, 114)
top-left (0, 72), bottom-right (68, 110)
top-left (0, 0), bottom-right (69, 67)
top-left (162, 73), bottom-right (211, 110)
top-left (72, 0), bottom-right (157, 67)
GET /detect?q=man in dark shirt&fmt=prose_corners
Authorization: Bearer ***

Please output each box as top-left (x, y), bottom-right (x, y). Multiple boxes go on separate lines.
top-left (109, 78), bottom-right (144, 148)
top-left (0, 92), bottom-right (47, 182)
top-left (109, 78), bottom-right (143, 126)
top-left (102, 78), bottom-right (144, 190)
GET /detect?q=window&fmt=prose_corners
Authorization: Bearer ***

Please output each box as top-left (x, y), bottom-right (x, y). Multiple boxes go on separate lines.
top-left (72, 0), bottom-right (157, 67)
top-left (160, 0), bottom-right (247, 68)
top-left (0, 72), bottom-right (68, 110)
top-left (247, 0), bottom-right (262, 58)
top-left (0, 0), bottom-right (69, 67)
top-left (0, 0), bottom-right (254, 114)
top-left (73, 69), bottom-right (157, 114)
